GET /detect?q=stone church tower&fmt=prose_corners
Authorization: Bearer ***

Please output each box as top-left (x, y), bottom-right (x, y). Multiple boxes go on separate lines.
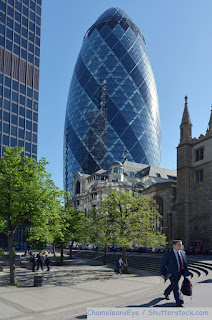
top-left (175, 97), bottom-right (212, 248)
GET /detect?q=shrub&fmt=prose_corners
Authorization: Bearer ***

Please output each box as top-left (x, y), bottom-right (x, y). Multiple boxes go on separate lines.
top-left (0, 249), bottom-right (4, 256)
top-left (122, 269), bottom-right (130, 274)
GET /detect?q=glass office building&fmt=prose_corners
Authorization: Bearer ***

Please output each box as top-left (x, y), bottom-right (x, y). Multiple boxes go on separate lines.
top-left (0, 0), bottom-right (41, 159)
top-left (0, 0), bottom-right (41, 249)
top-left (64, 7), bottom-right (161, 196)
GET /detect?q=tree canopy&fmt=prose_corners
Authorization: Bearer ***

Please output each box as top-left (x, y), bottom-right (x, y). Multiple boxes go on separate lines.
top-left (90, 190), bottom-right (167, 267)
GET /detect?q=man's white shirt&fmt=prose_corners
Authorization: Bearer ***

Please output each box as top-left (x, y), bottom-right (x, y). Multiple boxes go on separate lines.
top-left (173, 249), bottom-right (184, 271)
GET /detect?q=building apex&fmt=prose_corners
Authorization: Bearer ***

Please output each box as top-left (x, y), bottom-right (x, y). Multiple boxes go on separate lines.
top-left (181, 96), bottom-right (192, 125)
top-left (209, 105), bottom-right (212, 122)
top-left (208, 106), bottom-right (212, 132)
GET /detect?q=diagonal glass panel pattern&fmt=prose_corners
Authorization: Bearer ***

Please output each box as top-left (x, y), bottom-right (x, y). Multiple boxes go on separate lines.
top-left (64, 7), bottom-right (161, 196)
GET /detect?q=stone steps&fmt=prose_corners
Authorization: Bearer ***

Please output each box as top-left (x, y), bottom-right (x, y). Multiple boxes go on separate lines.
top-left (72, 251), bottom-right (212, 284)
top-left (191, 261), bottom-right (212, 270)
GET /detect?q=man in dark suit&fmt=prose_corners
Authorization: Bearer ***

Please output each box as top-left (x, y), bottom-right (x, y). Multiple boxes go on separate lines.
top-left (115, 257), bottom-right (127, 275)
top-left (160, 239), bottom-right (190, 307)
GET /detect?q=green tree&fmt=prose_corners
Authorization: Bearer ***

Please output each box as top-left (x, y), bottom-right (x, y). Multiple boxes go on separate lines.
top-left (87, 207), bottom-right (118, 265)
top-left (96, 191), bottom-right (166, 269)
top-left (27, 207), bottom-right (64, 252)
top-left (58, 205), bottom-right (90, 260)
top-left (0, 146), bottom-right (65, 285)
top-left (28, 203), bottom-right (89, 262)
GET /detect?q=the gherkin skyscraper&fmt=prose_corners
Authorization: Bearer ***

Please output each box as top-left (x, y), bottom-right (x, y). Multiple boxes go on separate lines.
top-left (64, 7), bottom-right (161, 195)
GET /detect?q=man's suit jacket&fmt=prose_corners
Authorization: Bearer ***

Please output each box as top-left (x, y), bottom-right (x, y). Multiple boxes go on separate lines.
top-left (160, 249), bottom-right (190, 278)
top-left (116, 260), bottom-right (124, 268)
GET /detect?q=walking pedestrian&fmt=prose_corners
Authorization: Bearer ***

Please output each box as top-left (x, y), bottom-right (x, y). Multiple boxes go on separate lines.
top-left (45, 255), bottom-right (50, 271)
top-left (115, 257), bottom-right (125, 275)
top-left (36, 252), bottom-right (43, 270)
top-left (160, 239), bottom-right (190, 307)
top-left (30, 254), bottom-right (36, 272)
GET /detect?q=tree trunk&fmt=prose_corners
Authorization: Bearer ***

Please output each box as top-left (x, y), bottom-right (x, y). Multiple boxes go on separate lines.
top-left (122, 246), bottom-right (128, 271)
top-left (60, 246), bottom-right (64, 262)
top-left (8, 231), bottom-right (16, 285)
top-left (69, 240), bottom-right (74, 258)
top-left (53, 243), bottom-right (56, 257)
top-left (113, 245), bottom-right (115, 254)
top-left (103, 245), bottom-right (108, 265)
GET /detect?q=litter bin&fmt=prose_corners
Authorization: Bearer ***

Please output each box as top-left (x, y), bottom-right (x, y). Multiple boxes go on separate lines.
top-left (34, 275), bottom-right (43, 287)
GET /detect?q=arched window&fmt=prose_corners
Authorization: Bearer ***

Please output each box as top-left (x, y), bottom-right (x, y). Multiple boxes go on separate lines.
top-left (90, 186), bottom-right (97, 200)
top-left (154, 196), bottom-right (163, 215)
top-left (75, 181), bottom-right (80, 195)
top-left (132, 183), bottom-right (145, 197)
top-left (133, 183), bottom-right (145, 190)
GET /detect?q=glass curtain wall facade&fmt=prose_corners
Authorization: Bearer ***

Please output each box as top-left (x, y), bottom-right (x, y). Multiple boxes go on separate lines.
top-left (64, 7), bottom-right (161, 196)
top-left (0, 0), bottom-right (41, 250)
top-left (0, 0), bottom-right (41, 160)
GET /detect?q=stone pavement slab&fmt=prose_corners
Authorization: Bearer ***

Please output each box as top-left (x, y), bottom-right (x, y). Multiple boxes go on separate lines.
top-left (0, 301), bottom-right (23, 319)
top-left (1, 286), bottom-right (104, 313)
top-left (75, 276), bottom-right (154, 295)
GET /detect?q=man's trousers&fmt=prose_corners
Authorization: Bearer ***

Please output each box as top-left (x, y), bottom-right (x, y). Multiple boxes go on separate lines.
top-left (164, 270), bottom-right (184, 305)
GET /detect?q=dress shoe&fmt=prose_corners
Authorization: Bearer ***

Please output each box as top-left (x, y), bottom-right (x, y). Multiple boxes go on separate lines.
top-left (176, 304), bottom-right (183, 307)
top-left (164, 293), bottom-right (170, 300)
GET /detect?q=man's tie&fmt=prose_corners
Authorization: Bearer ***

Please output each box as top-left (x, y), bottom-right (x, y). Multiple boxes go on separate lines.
top-left (177, 251), bottom-right (183, 271)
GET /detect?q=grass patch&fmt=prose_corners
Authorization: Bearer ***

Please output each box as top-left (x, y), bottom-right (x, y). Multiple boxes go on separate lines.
top-left (55, 257), bottom-right (64, 266)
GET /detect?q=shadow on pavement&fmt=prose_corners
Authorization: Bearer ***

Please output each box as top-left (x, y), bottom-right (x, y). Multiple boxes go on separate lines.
top-left (0, 273), bottom-right (9, 286)
top-left (154, 302), bottom-right (177, 307)
top-left (0, 267), bottom-right (116, 287)
top-left (128, 297), bottom-right (164, 307)
top-left (65, 260), bottom-right (101, 267)
top-left (198, 279), bottom-right (212, 284)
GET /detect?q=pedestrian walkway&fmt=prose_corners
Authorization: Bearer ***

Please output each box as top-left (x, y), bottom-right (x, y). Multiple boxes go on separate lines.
top-left (0, 256), bottom-right (211, 320)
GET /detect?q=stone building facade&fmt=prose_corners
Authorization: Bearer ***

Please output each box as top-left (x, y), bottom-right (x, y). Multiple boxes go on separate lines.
top-left (174, 97), bottom-right (212, 249)
top-left (72, 160), bottom-right (176, 243)
top-left (142, 181), bottom-right (176, 245)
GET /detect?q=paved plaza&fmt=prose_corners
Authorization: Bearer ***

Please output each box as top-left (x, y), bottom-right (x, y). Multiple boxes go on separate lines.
top-left (0, 256), bottom-right (211, 320)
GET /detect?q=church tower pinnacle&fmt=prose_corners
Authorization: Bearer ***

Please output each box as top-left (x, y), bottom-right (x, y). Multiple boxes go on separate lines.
top-left (207, 106), bottom-right (212, 135)
top-left (180, 96), bottom-right (192, 143)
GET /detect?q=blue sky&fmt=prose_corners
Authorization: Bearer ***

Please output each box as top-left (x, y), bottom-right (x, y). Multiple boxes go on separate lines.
top-left (38, 0), bottom-right (212, 190)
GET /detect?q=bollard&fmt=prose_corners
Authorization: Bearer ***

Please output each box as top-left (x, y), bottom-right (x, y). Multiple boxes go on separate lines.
top-left (34, 275), bottom-right (43, 287)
